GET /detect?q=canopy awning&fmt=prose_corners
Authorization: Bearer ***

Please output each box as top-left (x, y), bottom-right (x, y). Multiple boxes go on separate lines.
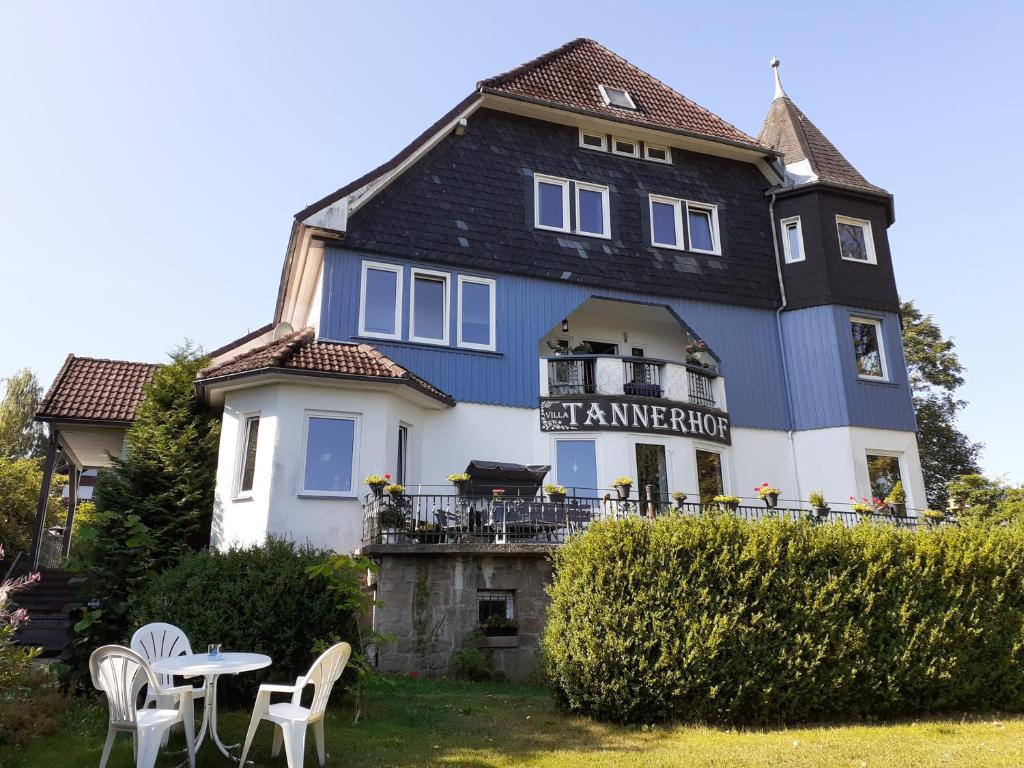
top-left (465, 460), bottom-right (551, 496)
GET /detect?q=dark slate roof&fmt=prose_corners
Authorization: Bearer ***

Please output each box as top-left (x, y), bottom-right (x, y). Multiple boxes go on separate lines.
top-left (198, 327), bottom-right (453, 405)
top-left (758, 95), bottom-right (886, 195)
top-left (479, 38), bottom-right (763, 150)
top-left (36, 355), bottom-right (160, 424)
top-left (343, 108), bottom-right (782, 309)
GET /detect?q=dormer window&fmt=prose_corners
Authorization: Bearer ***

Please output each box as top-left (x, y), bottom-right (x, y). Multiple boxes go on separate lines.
top-left (836, 215), bottom-right (877, 264)
top-left (611, 137), bottom-right (639, 157)
top-left (598, 85), bottom-right (636, 110)
top-left (579, 131), bottom-right (607, 151)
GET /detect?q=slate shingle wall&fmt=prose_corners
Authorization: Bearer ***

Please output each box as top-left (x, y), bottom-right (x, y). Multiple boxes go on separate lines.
top-left (344, 109), bottom-right (780, 309)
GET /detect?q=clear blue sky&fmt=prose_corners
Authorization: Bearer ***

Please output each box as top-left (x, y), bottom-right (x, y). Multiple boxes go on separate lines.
top-left (1, 1), bottom-right (1021, 481)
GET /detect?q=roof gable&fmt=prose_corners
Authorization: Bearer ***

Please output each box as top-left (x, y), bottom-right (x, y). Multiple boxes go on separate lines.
top-left (479, 38), bottom-right (762, 150)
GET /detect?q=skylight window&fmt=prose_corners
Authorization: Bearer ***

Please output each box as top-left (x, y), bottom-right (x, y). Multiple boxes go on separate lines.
top-left (598, 84), bottom-right (636, 110)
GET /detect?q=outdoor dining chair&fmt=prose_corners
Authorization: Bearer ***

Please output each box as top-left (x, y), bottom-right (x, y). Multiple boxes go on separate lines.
top-left (89, 644), bottom-right (196, 768)
top-left (238, 641), bottom-right (352, 768)
top-left (130, 622), bottom-right (207, 709)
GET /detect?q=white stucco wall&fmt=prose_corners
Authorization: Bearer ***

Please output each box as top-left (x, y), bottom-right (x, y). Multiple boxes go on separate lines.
top-left (210, 382), bottom-right (927, 555)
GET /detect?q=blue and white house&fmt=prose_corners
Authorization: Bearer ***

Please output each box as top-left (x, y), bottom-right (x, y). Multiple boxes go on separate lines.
top-left (189, 40), bottom-right (925, 677)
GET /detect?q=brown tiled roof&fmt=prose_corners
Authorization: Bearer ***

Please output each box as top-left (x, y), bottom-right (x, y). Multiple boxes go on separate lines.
top-left (36, 355), bottom-right (160, 424)
top-left (198, 327), bottom-right (453, 405)
top-left (479, 38), bottom-right (762, 150)
top-left (758, 95), bottom-right (886, 194)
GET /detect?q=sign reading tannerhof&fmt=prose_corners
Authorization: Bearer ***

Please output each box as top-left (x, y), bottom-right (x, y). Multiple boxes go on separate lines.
top-left (539, 396), bottom-right (731, 446)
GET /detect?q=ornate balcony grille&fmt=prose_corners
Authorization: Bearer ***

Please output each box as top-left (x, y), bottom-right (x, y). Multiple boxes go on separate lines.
top-left (622, 359), bottom-right (662, 398)
top-left (547, 358), bottom-right (596, 396)
top-left (687, 369), bottom-right (716, 408)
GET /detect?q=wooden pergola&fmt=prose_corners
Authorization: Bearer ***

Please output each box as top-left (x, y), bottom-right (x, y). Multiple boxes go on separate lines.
top-left (29, 355), bottom-right (159, 570)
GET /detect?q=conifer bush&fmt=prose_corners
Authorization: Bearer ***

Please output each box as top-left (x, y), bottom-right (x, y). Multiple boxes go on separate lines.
top-left (542, 514), bottom-right (1024, 725)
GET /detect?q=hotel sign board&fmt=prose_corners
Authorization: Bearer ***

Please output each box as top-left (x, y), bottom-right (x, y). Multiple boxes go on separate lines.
top-left (539, 396), bottom-right (731, 446)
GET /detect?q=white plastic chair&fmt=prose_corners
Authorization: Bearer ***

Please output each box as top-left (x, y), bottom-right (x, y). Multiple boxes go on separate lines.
top-left (239, 642), bottom-right (352, 768)
top-left (130, 622), bottom-right (207, 709)
top-left (89, 644), bottom-right (196, 768)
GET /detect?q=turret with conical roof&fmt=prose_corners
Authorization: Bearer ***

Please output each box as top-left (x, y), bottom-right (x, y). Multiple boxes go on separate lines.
top-left (761, 59), bottom-right (899, 314)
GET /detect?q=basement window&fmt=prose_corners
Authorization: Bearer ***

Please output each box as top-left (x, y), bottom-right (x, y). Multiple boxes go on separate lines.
top-left (598, 84), bottom-right (636, 110)
top-left (478, 590), bottom-right (515, 623)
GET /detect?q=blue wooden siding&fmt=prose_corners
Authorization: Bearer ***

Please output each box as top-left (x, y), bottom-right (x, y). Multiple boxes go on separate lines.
top-left (320, 247), bottom-right (915, 432)
top-left (781, 305), bottom-right (917, 432)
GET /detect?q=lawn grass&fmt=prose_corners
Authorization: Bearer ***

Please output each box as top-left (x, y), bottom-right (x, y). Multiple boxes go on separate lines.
top-left (3, 676), bottom-right (1024, 767)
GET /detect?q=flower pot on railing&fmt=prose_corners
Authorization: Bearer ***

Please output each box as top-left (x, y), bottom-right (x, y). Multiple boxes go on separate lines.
top-left (615, 485), bottom-right (630, 500)
top-left (549, 492), bottom-right (566, 503)
top-left (763, 492), bottom-right (778, 509)
top-left (888, 503), bottom-right (906, 517)
top-left (454, 480), bottom-right (470, 496)
top-left (811, 505), bottom-right (830, 521)
top-left (369, 484), bottom-right (385, 499)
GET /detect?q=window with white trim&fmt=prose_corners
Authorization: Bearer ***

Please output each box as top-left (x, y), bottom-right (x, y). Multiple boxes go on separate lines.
top-left (302, 413), bottom-right (359, 496)
top-left (836, 215), bottom-right (877, 264)
top-left (598, 85), bottom-right (636, 110)
top-left (649, 195), bottom-right (684, 249)
top-left (695, 448), bottom-right (725, 505)
top-left (611, 137), bottom-right (639, 157)
top-left (396, 424), bottom-right (409, 485)
top-left (457, 275), bottom-right (496, 351)
top-left (578, 130), bottom-right (607, 151)
top-left (235, 415), bottom-right (260, 497)
top-left (575, 182), bottom-right (610, 238)
top-left (780, 216), bottom-right (804, 263)
top-left (686, 202), bottom-right (720, 254)
top-left (644, 144), bottom-right (671, 163)
top-left (359, 261), bottom-right (402, 340)
top-left (534, 174), bottom-right (570, 232)
top-left (866, 452), bottom-right (904, 503)
top-left (850, 317), bottom-right (887, 380)
top-left (410, 268), bottom-right (449, 345)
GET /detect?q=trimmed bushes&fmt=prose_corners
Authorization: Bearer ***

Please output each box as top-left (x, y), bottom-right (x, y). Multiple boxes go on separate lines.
top-left (131, 539), bottom-right (357, 704)
top-left (542, 514), bottom-right (1024, 724)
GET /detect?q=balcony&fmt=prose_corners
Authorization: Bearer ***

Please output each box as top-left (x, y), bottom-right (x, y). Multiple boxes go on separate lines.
top-left (543, 355), bottom-right (724, 410)
top-left (359, 493), bottom-right (927, 550)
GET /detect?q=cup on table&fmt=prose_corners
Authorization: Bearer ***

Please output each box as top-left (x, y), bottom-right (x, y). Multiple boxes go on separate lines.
top-left (207, 643), bottom-right (222, 659)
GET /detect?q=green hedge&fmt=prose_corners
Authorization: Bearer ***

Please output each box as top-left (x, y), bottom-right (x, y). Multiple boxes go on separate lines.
top-left (542, 514), bottom-right (1024, 725)
top-left (131, 538), bottom-right (356, 704)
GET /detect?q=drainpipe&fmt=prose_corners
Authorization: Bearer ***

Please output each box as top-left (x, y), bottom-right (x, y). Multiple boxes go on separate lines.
top-left (769, 191), bottom-right (803, 509)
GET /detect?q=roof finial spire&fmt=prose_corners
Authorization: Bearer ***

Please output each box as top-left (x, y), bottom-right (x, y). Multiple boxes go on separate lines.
top-left (770, 56), bottom-right (786, 100)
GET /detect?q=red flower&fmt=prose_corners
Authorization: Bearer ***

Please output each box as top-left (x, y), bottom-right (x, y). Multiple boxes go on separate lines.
top-left (384, 473), bottom-right (391, 480)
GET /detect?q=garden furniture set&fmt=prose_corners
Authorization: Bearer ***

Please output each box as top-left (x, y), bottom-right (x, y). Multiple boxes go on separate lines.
top-left (89, 623), bottom-right (351, 768)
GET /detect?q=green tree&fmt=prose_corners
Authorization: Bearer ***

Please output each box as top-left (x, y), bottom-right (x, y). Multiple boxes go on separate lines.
top-left (61, 343), bottom-right (219, 690)
top-left (900, 300), bottom-right (981, 508)
top-left (0, 369), bottom-right (46, 460)
top-left (947, 474), bottom-right (1024, 524)
top-left (0, 458), bottom-right (66, 554)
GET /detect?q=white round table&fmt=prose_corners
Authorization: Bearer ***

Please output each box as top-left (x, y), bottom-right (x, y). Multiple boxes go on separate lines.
top-left (152, 652), bottom-right (271, 760)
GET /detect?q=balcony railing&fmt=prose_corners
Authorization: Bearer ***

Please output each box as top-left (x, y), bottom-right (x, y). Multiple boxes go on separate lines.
top-left (688, 369), bottom-right (716, 408)
top-left (622, 358), bottom-right (662, 398)
top-left (360, 493), bottom-right (931, 548)
top-left (547, 357), bottom-right (596, 396)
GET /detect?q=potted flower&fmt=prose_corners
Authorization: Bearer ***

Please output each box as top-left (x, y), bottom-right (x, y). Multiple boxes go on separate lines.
top-left (448, 472), bottom-right (471, 495)
top-left (809, 490), bottom-right (830, 520)
top-left (385, 483), bottom-right (406, 500)
top-left (755, 483), bottom-right (781, 510)
top-left (671, 490), bottom-right (687, 510)
top-left (491, 488), bottom-right (506, 499)
top-left (921, 508), bottom-right (945, 527)
top-left (480, 615), bottom-right (518, 637)
top-left (377, 503), bottom-right (408, 542)
top-left (365, 473), bottom-right (390, 498)
top-left (713, 494), bottom-right (741, 512)
top-left (685, 340), bottom-right (707, 366)
top-left (611, 476), bottom-right (633, 500)
top-left (885, 481), bottom-right (907, 517)
top-left (850, 496), bottom-right (884, 518)
top-left (545, 483), bottom-right (567, 503)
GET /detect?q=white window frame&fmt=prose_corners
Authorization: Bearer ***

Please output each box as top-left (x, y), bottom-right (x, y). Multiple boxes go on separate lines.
top-left (396, 423), bottom-right (409, 486)
top-left (780, 216), bottom-right (805, 264)
top-left (644, 144), bottom-right (672, 164)
top-left (574, 181), bottom-right (611, 239)
top-left (685, 201), bottom-right (721, 255)
top-left (649, 194), bottom-right (685, 250)
top-left (534, 174), bottom-right (571, 233)
top-left (409, 267), bottom-right (450, 346)
top-left (850, 316), bottom-right (889, 382)
top-left (864, 449), bottom-right (908, 507)
top-left (552, 436), bottom-right (601, 497)
top-left (836, 215), bottom-right (877, 264)
top-left (578, 130), bottom-right (607, 151)
top-left (598, 84), bottom-right (636, 110)
top-left (233, 413), bottom-right (260, 499)
top-left (694, 443), bottom-right (730, 499)
top-left (299, 411), bottom-right (361, 498)
top-left (358, 260), bottom-right (403, 340)
top-left (456, 274), bottom-right (497, 351)
top-left (611, 136), bottom-right (639, 158)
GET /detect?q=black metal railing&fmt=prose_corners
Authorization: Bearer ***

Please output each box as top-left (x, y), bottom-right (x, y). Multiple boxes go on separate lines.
top-left (360, 493), bottom-right (935, 548)
top-left (547, 358), bottom-right (596, 396)
top-left (687, 369), bottom-right (716, 408)
top-left (622, 358), bottom-right (662, 398)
